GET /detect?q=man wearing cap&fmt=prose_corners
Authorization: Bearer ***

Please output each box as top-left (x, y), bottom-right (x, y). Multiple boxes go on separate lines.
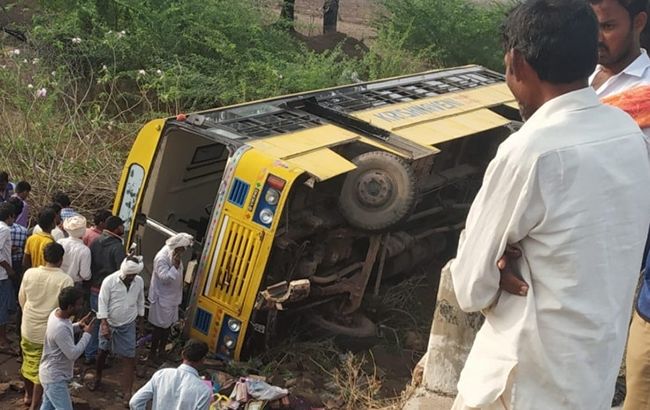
top-left (91, 256), bottom-right (145, 404)
top-left (147, 233), bottom-right (193, 363)
top-left (57, 215), bottom-right (91, 286)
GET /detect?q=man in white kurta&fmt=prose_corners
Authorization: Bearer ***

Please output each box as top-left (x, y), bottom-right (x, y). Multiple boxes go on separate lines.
top-left (451, 1), bottom-right (650, 409)
top-left (147, 233), bottom-right (193, 361)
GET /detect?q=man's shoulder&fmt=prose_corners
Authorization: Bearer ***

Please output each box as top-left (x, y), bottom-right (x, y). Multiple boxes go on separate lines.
top-left (103, 271), bottom-right (120, 283)
top-left (11, 224), bottom-right (27, 234)
top-left (57, 237), bottom-right (72, 246)
top-left (22, 267), bottom-right (39, 280)
top-left (52, 269), bottom-right (74, 285)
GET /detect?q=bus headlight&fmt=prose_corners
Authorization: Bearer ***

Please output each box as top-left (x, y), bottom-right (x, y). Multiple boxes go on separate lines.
top-left (259, 208), bottom-right (274, 225)
top-left (227, 318), bottom-right (241, 332)
top-left (264, 188), bottom-right (280, 205)
top-left (224, 335), bottom-right (235, 350)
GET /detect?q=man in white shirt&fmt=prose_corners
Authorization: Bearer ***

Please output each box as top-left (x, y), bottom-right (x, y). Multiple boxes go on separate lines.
top-left (451, 1), bottom-right (650, 409)
top-left (57, 215), bottom-right (91, 285)
top-left (589, 0), bottom-right (649, 96)
top-left (92, 256), bottom-right (145, 404)
top-left (589, 0), bottom-right (650, 137)
top-left (148, 233), bottom-right (193, 362)
top-left (129, 339), bottom-right (212, 410)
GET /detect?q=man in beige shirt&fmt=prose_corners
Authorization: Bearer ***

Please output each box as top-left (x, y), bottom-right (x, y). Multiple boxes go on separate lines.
top-left (19, 242), bottom-right (73, 410)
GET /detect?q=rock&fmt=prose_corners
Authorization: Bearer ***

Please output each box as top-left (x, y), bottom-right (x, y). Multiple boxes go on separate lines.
top-left (323, 397), bottom-right (344, 409)
top-left (9, 380), bottom-right (23, 392)
top-left (299, 376), bottom-right (315, 390)
top-left (0, 382), bottom-right (10, 397)
top-left (82, 371), bottom-right (95, 388)
top-left (404, 330), bottom-right (427, 352)
top-left (72, 396), bottom-right (91, 410)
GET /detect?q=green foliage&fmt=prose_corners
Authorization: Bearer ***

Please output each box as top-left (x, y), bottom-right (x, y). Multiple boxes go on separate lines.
top-left (31, 0), bottom-right (363, 111)
top-left (0, 43), bottom-right (137, 216)
top-left (376, 0), bottom-right (513, 71)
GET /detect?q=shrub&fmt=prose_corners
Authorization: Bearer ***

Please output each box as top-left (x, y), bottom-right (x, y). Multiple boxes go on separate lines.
top-left (30, 0), bottom-right (364, 111)
top-left (375, 0), bottom-right (514, 71)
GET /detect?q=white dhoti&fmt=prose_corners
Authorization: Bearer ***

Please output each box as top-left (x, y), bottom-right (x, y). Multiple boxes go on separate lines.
top-left (147, 302), bottom-right (178, 329)
top-left (451, 373), bottom-right (513, 410)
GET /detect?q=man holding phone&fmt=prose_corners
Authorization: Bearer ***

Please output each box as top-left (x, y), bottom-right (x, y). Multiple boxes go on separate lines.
top-left (39, 286), bottom-right (95, 410)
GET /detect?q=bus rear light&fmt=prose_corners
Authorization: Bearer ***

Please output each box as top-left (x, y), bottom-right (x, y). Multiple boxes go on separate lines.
top-left (266, 175), bottom-right (286, 191)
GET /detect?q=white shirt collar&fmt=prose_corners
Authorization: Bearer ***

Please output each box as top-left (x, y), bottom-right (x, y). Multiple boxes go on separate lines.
top-left (521, 87), bottom-right (600, 132)
top-left (590, 49), bottom-right (650, 82)
top-left (621, 49), bottom-right (650, 78)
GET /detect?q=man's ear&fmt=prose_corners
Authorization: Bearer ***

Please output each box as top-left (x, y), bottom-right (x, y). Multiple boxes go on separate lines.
top-left (634, 11), bottom-right (647, 35)
top-left (509, 49), bottom-right (528, 82)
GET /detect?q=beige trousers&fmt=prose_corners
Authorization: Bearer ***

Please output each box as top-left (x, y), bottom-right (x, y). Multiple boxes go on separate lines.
top-left (623, 311), bottom-right (650, 410)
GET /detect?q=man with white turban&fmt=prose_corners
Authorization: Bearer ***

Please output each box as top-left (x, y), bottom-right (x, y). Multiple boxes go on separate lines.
top-left (147, 233), bottom-right (193, 362)
top-left (92, 256), bottom-right (145, 405)
top-left (57, 215), bottom-right (91, 285)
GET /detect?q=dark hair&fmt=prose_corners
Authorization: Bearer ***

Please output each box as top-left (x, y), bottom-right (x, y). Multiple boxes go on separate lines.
top-left (0, 172), bottom-right (8, 183)
top-left (502, 0), bottom-right (599, 84)
top-left (0, 202), bottom-right (16, 221)
top-left (182, 339), bottom-right (209, 362)
top-left (7, 197), bottom-right (23, 216)
top-left (58, 286), bottom-right (83, 310)
top-left (105, 216), bottom-right (124, 231)
top-left (38, 208), bottom-right (57, 230)
top-left (46, 203), bottom-right (62, 214)
top-left (43, 242), bottom-right (65, 264)
top-left (15, 181), bottom-right (31, 194)
top-left (93, 209), bottom-right (112, 226)
top-left (589, 0), bottom-right (648, 18)
top-left (52, 191), bottom-right (71, 208)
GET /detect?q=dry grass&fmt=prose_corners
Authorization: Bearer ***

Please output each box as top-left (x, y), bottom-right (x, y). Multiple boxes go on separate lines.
top-left (0, 42), bottom-right (152, 221)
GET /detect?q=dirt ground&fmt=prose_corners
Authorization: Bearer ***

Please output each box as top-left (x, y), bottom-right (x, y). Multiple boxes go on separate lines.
top-left (268, 0), bottom-right (378, 41)
top-left (0, 261), bottom-right (443, 409)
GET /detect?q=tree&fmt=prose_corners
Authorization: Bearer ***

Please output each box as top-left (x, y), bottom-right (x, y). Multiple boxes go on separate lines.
top-left (323, 0), bottom-right (339, 34)
top-left (280, 0), bottom-right (296, 28)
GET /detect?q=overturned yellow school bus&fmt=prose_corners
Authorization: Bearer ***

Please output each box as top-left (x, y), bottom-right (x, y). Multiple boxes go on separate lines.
top-left (113, 65), bottom-right (519, 360)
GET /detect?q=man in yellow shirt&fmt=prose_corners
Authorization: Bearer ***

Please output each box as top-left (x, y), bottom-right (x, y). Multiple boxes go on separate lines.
top-left (19, 242), bottom-right (74, 410)
top-left (23, 208), bottom-right (56, 270)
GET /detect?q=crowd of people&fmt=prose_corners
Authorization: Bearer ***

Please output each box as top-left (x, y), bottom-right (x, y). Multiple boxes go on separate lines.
top-left (0, 183), bottom-right (212, 409)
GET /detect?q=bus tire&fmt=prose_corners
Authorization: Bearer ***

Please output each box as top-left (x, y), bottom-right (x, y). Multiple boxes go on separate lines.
top-left (310, 312), bottom-right (378, 338)
top-left (339, 151), bottom-right (416, 231)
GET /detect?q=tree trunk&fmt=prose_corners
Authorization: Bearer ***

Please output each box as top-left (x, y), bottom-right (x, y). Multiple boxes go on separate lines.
top-left (280, 0), bottom-right (296, 25)
top-left (323, 0), bottom-right (339, 34)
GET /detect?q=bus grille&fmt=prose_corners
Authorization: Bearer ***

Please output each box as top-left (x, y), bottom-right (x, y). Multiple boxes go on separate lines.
top-left (212, 218), bottom-right (262, 312)
top-left (193, 307), bottom-right (212, 335)
top-left (228, 178), bottom-right (250, 208)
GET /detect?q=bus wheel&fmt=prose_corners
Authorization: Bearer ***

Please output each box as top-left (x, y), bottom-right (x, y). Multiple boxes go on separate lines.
top-left (310, 312), bottom-right (378, 338)
top-left (339, 151), bottom-right (416, 231)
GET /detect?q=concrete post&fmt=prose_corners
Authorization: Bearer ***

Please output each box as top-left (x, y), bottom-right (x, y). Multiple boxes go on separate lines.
top-left (403, 260), bottom-right (484, 409)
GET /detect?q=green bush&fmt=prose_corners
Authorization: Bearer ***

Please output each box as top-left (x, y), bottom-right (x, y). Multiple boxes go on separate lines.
top-left (30, 0), bottom-right (363, 111)
top-left (375, 0), bottom-right (513, 71)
